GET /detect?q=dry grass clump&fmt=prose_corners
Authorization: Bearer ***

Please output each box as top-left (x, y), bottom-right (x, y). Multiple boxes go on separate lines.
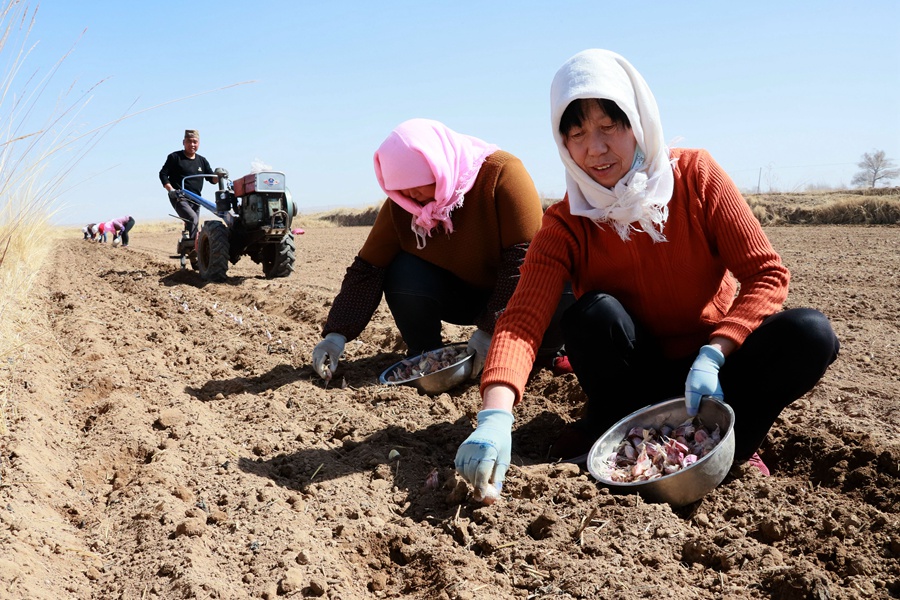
top-left (306, 203), bottom-right (383, 227)
top-left (835, 186), bottom-right (900, 197)
top-left (746, 189), bottom-right (899, 225)
top-left (293, 188), bottom-right (899, 230)
top-left (803, 197), bottom-right (900, 225)
top-left (0, 201), bottom-right (53, 363)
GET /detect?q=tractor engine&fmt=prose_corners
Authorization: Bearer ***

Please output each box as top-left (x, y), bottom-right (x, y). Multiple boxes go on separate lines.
top-left (178, 168), bottom-right (299, 281)
top-left (232, 172), bottom-right (297, 237)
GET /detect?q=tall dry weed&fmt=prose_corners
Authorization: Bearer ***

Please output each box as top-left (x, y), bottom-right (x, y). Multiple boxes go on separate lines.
top-left (810, 197), bottom-right (900, 225)
top-left (0, 1), bottom-right (99, 364)
top-left (310, 203), bottom-right (383, 227)
top-left (747, 193), bottom-right (900, 226)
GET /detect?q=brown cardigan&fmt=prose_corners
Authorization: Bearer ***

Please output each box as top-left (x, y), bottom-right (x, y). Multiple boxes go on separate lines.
top-left (322, 150), bottom-right (544, 341)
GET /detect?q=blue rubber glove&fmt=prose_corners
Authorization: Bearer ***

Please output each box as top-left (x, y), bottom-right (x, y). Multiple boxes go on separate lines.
top-left (455, 409), bottom-right (514, 503)
top-left (685, 345), bottom-right (725, 416)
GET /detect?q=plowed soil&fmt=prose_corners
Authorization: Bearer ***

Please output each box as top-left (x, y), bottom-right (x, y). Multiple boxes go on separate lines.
top-left (1, 223), bottom-right (898, 599)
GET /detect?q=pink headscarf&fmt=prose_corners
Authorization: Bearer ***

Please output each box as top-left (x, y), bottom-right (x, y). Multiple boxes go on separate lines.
top-left (374, 119), bottom-right (498, 248)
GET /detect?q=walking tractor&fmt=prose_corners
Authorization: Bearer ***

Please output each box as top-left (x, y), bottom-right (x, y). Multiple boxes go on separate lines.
top-left (174, 169), bottom-right (298, 281)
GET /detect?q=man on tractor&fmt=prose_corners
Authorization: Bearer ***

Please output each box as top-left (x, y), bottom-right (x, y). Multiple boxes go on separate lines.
top-left (159, 129), bottom-right (220, 240)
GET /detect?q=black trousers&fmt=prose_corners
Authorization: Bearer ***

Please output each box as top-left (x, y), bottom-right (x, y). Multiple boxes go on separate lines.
top-left (561, 292), bottom-right (840, 460)
top-left (119, 217), bottom-right (135, 246)
top-left (383, 252), bottom-right (573, 357)
top-left (170, 196), bottom-right (200, 239)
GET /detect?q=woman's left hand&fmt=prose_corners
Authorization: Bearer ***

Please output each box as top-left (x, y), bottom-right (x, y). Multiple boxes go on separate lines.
top-left (685, 345), bottom-right (725, 415)
top-left (466, 329), bottom-right (492, 377)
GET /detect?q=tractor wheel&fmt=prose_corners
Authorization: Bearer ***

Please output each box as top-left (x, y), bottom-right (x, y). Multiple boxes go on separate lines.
top-left (197, 221), bottom-right (230, 282)
top-left (262, 233), bottom-right (295, 279)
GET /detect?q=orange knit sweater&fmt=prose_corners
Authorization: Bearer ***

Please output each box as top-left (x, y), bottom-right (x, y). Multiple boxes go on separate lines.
top-left (482, 148), bottom-right (790, 403)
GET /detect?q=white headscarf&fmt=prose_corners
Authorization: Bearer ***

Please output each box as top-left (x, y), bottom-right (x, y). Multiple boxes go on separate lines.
top-left (551, 49), bottom-right (675, 242)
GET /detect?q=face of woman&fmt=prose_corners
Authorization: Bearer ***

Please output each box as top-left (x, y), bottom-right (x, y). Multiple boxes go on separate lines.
top-left (563, 101), bottom-right (637, 189)
top-left (397, 184), bottom-right (437, 205)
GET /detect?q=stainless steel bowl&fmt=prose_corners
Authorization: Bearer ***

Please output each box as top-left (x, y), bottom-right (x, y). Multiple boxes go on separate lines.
top-left (586, 397), bottom-right (735, 507)
top-left (378, 343), bottom-right (474, 395)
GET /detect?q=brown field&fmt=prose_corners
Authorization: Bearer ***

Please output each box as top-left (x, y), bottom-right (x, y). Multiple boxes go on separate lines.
top-left (0, 203), bottom-right (898, 598)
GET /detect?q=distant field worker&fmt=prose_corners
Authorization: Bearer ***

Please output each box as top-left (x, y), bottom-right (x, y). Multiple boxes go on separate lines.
top-left (96, 222), bottom-right (111, 243)
top-left (312, 118), bottom-right (573, 382)
top-left (82, 223), bottom-right (97, 240)
top-left (109, 215), bottom-right (135, 247)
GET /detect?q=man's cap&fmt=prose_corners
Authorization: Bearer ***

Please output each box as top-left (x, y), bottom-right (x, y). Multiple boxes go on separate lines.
top-left (184, 129), bottom-right (199, 139)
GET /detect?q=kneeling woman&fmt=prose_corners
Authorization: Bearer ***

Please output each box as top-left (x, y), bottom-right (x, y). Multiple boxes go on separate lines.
top-left (312, 119), bottom-right (571, 382)
top-left (456, 50), bottom-right (840, 503)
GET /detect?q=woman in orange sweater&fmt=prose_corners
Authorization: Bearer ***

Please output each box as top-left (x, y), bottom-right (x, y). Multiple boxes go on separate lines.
top-left (456, 49), bottom-right (839, 503)
top-left (312, 119), bottom-right (572, 382)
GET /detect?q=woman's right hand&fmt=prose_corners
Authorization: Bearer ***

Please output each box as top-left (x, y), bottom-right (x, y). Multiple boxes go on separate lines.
top-left (312, 333), bottom-right (346, 381)
top-left (455, 408), bottom-right (514, 504)
top-left (454, 383), bottom-right (517, 503)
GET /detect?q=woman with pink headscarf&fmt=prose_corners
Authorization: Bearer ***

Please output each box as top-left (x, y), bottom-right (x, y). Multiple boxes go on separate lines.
top-left (312, 119), bottom-right (573, 382)
top-left (108, 215), bottom-right (135, 247)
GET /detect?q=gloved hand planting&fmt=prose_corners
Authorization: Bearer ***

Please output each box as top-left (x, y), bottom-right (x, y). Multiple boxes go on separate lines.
top-left (466, 329), bottom-right (492, 377)
top-left (685, 344), bottom-right (725, 416)
top-left (167, 189), bottom-right (181, 202)
top-left (454, 409), bottom-right (513, 504)
top-left (312, 333), bottom-right (346, 381)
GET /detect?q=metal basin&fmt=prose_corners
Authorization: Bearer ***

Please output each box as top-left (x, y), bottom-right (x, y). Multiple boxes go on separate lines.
top-left (378, 343), bottom-right (474, 395)
top-left (586, 397), bottom-right (735, 508)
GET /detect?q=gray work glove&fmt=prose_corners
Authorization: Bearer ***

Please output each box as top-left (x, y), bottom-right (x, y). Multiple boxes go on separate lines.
top-left (466, 329), bottom-right (492, 378)
top-left (312, 333), bottom-right (346, 381)
top-left (167, 189), bottom-right (181, 202)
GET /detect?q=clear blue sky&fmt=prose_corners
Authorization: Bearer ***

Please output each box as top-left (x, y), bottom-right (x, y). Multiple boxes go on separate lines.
top-left (8, 0), bottom-right (899, 225)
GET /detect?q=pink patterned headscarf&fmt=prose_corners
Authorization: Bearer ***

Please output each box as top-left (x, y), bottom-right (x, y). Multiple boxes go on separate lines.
top-left (374, 119), bottom-right (498, 248)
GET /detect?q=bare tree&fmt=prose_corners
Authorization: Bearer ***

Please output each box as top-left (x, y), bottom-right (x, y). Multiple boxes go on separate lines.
top-left (851, 150), bottom-right (900, 188)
